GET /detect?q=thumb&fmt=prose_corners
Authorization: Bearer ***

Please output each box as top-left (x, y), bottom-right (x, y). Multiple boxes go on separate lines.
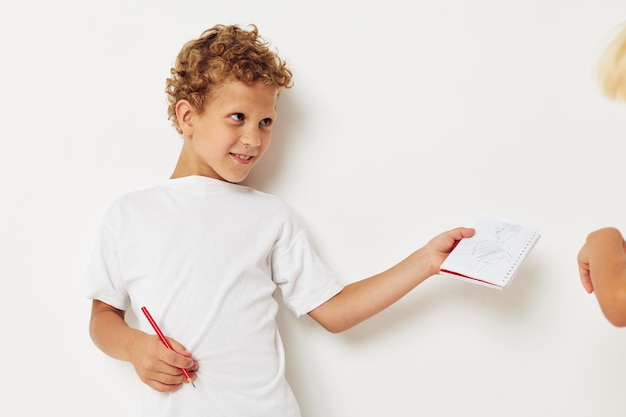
top-left (166, 337), bottom-right (193, 358)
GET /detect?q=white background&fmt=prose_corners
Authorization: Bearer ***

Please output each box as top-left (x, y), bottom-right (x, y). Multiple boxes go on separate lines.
top-left (2, 1), bottom-right (626, 416)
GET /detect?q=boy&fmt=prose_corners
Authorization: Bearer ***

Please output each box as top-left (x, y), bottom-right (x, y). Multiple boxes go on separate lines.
top-left (577, 23), bottom-right (626, 327)
top-left (81, 24), bottom-right (474, 416)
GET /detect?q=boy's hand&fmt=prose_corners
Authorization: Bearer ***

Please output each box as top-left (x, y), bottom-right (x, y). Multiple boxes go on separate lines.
top-left (577, 227), bottom-right (626, 294)
top-left (577, 244), bottom-right (594, 293)
top-left (423, 227), bottom-right (475, 276)
top-left (130, 333), bottom-right (198, 392)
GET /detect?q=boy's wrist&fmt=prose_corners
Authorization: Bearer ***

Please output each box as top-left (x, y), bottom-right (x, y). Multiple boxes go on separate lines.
top-left (121, 327), bottom-right (145, 364)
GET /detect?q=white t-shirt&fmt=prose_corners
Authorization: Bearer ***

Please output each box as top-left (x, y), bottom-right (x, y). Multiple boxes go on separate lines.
top-left (80, 175), bottom-right (344, 417)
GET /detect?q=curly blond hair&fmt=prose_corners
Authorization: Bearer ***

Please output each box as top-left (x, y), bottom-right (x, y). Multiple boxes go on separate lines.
top-left (597, 23), bottom-right (626, 101)
top-left (166, 24), bottom-right (294, 134)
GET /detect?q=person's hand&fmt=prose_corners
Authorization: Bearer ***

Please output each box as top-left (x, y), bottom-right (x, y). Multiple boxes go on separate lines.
top-left (129, 332), bottom-right (198, 392)
top-left (577, 227), bottom-right (626, 294)
top-left (423, 226), bottom-right (475, 275)
top-left (577, 242), bottom-right (594, 294)
top-left (577, 227), bottom-right (626, 327)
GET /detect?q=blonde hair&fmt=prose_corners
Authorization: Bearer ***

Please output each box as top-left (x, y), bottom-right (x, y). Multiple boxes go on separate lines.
top-left (165, 24), bottom-right (293, 134)
top-left (597, 24), bottom-right (626, 100)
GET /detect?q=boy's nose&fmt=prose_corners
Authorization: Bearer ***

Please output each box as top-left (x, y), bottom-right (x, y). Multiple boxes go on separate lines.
top-left (239, 131), bottom-right (261, 147)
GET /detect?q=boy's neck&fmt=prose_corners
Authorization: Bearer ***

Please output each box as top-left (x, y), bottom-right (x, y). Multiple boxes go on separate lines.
top-left (170, 151), bottom-right (192, 179)
top-left (170, 148), bottom-right (226, 181)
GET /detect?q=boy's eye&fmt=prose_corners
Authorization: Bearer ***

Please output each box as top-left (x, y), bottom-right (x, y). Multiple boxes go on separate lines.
top-left (230, 113), bottom-right (244, 121)
top-left (260, 118), bottom-right (273, 127)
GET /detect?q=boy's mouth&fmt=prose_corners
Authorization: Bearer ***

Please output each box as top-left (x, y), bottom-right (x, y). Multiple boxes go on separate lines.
top-left (230, 153), bottom-right (254, 162)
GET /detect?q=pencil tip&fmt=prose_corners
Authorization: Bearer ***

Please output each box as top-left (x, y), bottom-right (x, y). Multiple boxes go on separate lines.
top-left (189, 378), bottom-right (196, 388)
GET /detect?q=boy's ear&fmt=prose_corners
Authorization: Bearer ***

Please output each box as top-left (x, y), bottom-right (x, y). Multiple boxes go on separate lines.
top-left (175, 100), bottom-right (194, 137)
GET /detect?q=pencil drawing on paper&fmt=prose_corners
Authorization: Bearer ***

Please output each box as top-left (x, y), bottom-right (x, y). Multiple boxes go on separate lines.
top-left (440, 214), bottom-right (540, 288)
top-left (465, 221), bottom-right (522, 275)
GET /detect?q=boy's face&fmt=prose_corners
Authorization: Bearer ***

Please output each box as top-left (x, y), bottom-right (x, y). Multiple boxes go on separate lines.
top-left (176, 80), bottom-right (278, 183)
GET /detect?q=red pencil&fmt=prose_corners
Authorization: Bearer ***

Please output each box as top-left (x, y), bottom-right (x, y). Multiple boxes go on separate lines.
top-left (141, 306), bottom-right (195, 387)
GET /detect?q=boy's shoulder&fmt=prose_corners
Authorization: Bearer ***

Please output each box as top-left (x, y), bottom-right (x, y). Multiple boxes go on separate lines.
top-left (109, 182), bottom-right (166, 206)
top-left (110, 178), bottom-right (292, 213)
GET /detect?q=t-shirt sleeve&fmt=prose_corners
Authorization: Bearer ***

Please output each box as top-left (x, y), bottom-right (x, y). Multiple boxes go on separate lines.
top-left (78, 204), bottom-right (130, 311)
top-left (271, 218), bottom-right (344, 317)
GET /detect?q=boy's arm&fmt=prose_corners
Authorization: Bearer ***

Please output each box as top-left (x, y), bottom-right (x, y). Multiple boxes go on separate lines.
top-left (89, 300), bottom-right (197, 391)
top-left (577, 227), bottom-right (626, 327)
top-left (308, 227), bottom-right (474, 333)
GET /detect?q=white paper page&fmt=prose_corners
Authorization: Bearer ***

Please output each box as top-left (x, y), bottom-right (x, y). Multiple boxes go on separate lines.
top-left (440, 214), bottom-right (540, 287)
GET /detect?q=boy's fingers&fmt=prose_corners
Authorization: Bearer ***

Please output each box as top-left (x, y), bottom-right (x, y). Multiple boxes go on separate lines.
top-left (157, 341), bottom-right (195, 369)
top-left (166, 337), bottom-right (192, 356)
top-left (577, 262), bottom-right (594, 293)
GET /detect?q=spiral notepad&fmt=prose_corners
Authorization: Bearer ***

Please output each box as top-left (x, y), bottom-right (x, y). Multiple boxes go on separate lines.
top-left (439, 214), bottom-right (541, 290)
